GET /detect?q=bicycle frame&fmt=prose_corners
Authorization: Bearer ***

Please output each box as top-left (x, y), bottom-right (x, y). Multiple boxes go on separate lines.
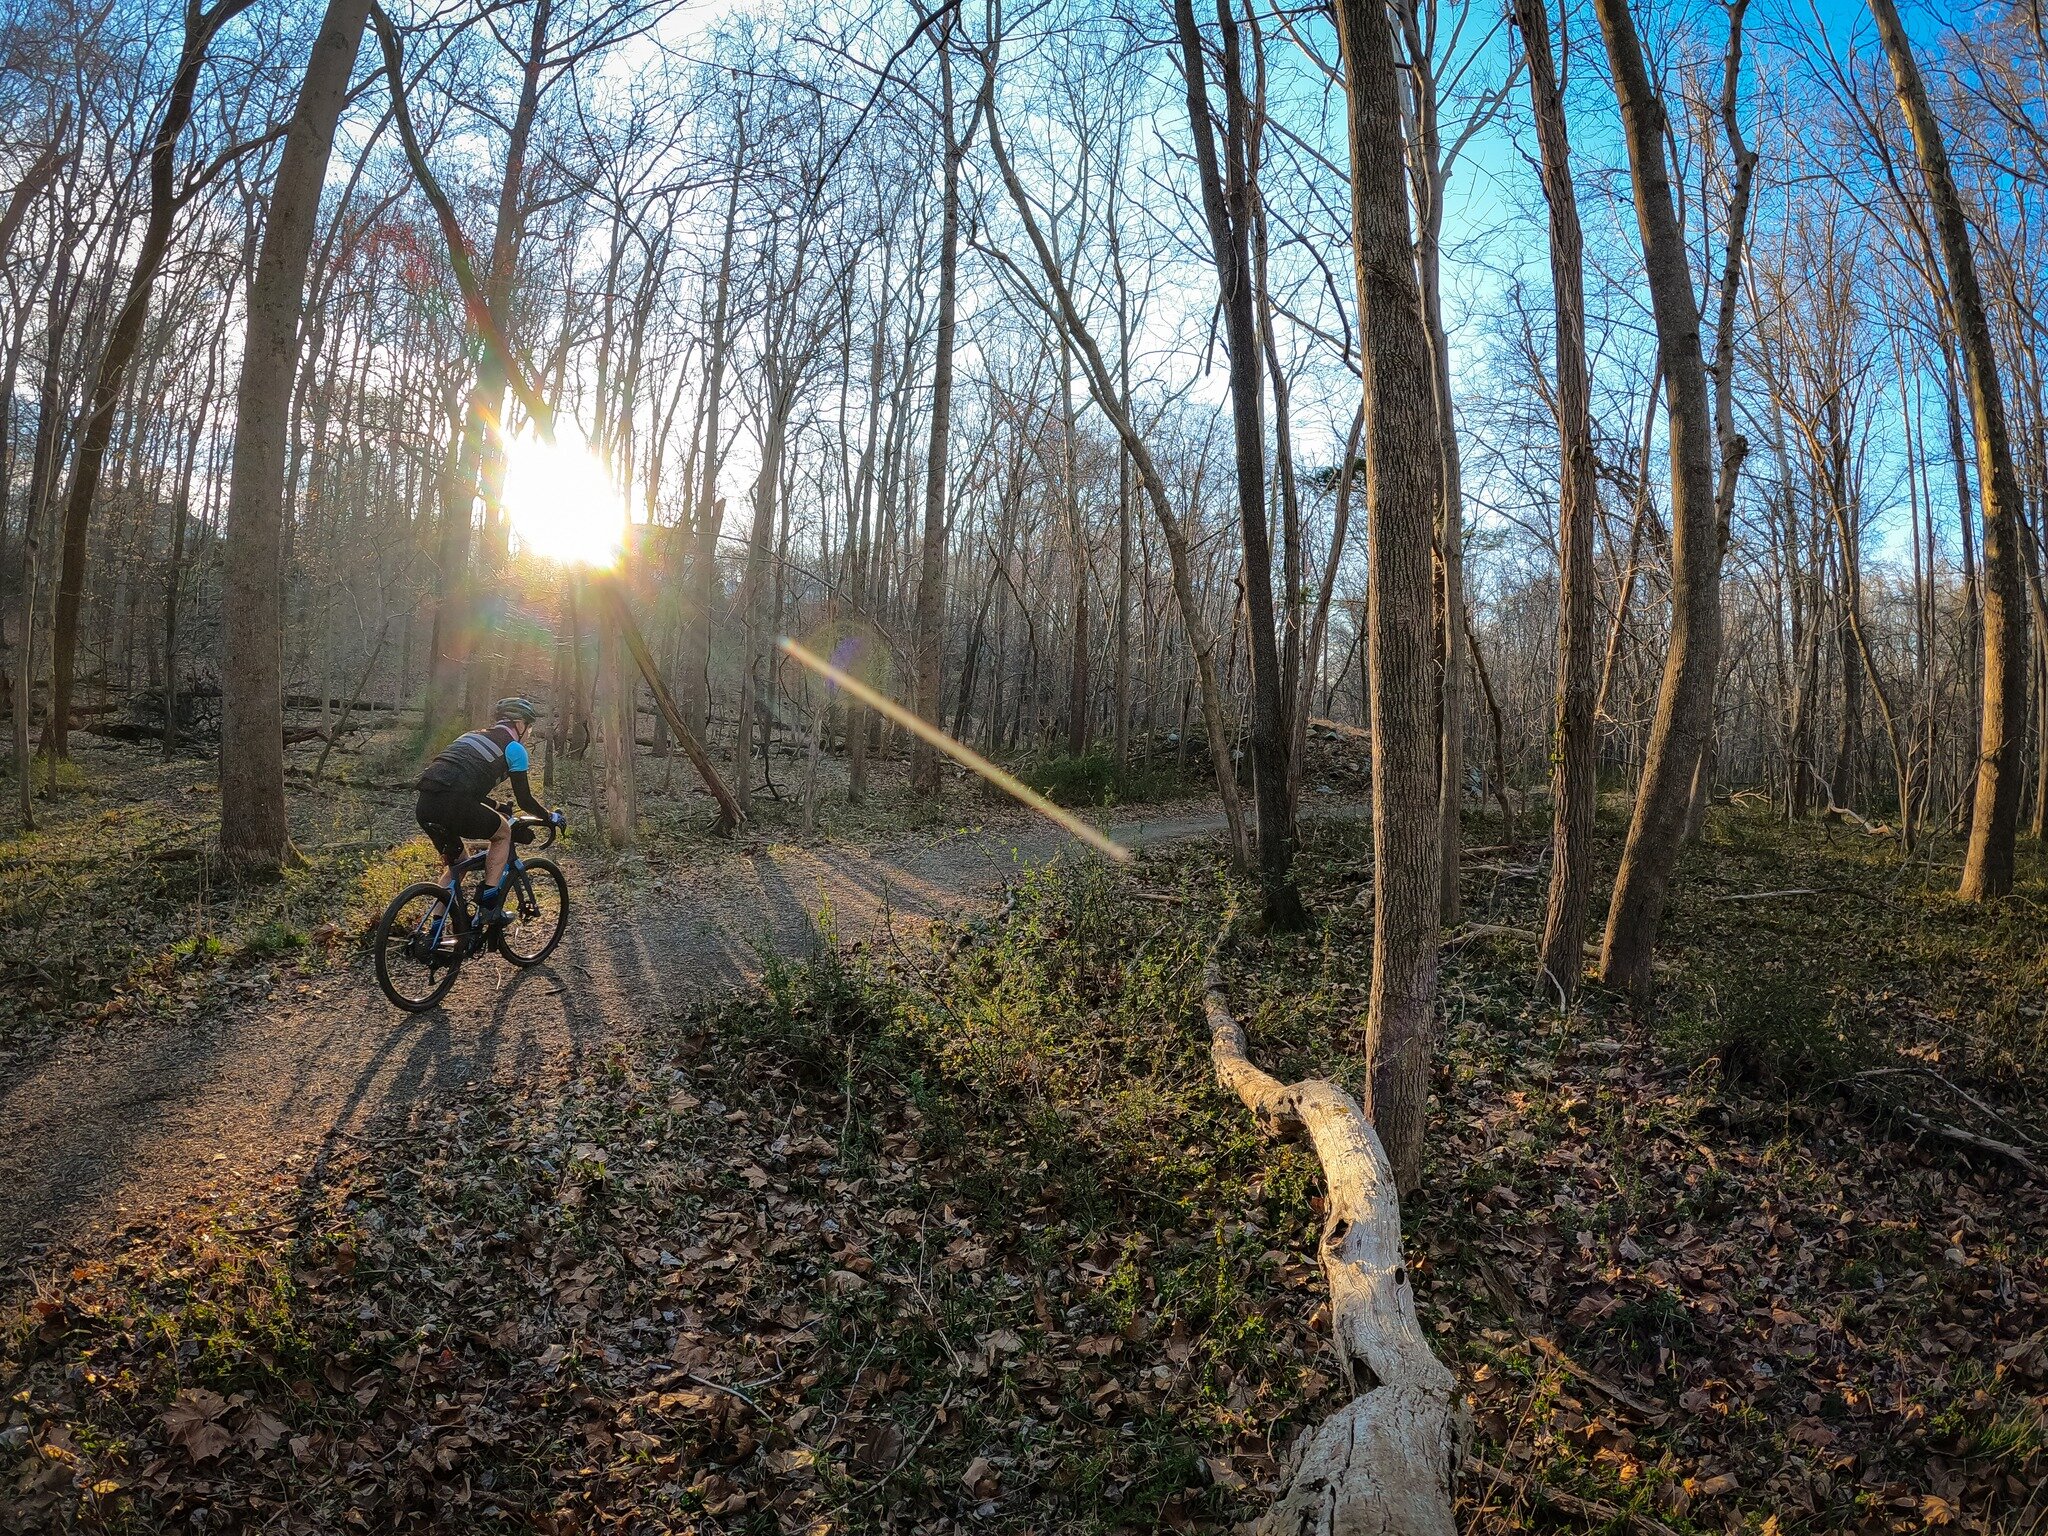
top-left (417, 816), bottom-right (552, 955)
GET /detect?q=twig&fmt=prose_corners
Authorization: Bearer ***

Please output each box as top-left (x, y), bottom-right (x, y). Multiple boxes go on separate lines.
top-left (1705, 886), bottom-right (1817, 902)
top-left (1851, 1067), bottom-right (2042, 1147)
top-left (312, 618), bottom-right (391, 785)
top-left (1528, 1336), bottom-right (1668, 1423)
top-left (1896, 1108), bottom-right (2045, 1180)
top-left (682, 1371), bottom-right (763, 1415)
top-left (1443, 924), bottom-right (1599, 959)
top-left (830, 1383), bottom-right (955, 1506)
top-left (1443, 923), bottom-right (1539, 948)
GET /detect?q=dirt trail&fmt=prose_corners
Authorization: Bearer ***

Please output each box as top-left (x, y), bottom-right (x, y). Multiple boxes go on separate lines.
top-left (0, 808), bottom-right (1245, 1272)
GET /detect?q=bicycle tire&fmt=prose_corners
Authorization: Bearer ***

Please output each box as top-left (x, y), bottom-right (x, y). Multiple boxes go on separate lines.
top-left (374, 882), bottom-right (465, 1011)
top-left (498, 858), bottom-right (568, 967)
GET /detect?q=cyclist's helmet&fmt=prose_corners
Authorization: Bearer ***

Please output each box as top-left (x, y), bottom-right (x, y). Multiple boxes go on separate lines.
top-left (495, 696), bottom-right (540, 725)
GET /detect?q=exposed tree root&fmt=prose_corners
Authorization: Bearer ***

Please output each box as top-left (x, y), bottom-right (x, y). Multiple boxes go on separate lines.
top-left (1203, 920), bottom-right (1457, 1536)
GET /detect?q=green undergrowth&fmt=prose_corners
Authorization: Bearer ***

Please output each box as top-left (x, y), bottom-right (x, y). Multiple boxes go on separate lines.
top-left (1653, 811), bottom-right (2048, 1088)
top-left (5, 807), bottom-right (2045, 1534)
top-left (0, 741), bottom-right (438, 1062)
top-left (1019, 748), bottom-right (1208, 809)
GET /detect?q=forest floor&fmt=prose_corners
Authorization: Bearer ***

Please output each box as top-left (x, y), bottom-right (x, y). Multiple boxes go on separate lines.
top-left (3, 739), bottom-right (2045, 1535)
top-left (0, 730), bottom-right (1247, 1266)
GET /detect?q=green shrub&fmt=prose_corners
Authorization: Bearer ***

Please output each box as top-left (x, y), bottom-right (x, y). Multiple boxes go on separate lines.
top-left (1675, 960), bottom-right (1846, 1089)
top-left (1021, 748), bottom-right (1201, 808)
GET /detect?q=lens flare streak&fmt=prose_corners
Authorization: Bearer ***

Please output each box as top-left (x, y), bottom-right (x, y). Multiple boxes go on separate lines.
top-left (776, 636), bottom-right (1132, 864)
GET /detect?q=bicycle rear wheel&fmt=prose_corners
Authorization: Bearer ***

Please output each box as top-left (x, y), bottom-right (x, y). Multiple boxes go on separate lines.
top-left (499, 858), bottom-right (568, 966)
top-left (374, 883), bottom-right (464, 1011)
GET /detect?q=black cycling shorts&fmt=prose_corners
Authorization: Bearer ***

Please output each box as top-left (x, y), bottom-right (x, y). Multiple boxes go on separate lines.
top-left (415, 790), bottom-right (503, 865)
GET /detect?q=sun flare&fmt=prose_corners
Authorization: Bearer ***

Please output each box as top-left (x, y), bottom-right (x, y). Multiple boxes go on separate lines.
top-left (501, 428), bottom-right (627, 567)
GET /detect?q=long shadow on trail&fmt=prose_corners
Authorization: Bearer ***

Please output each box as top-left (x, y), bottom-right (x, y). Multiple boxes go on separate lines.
top-left (0, 808), bottom-right (1256, 1272)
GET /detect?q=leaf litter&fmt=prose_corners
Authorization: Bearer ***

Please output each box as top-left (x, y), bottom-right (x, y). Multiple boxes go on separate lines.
top-left (3, 810), bottom-right (2044, 1533)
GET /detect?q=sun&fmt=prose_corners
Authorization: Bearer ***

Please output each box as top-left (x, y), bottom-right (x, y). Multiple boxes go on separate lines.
top-left (501, 427), bottom-right (626, 567)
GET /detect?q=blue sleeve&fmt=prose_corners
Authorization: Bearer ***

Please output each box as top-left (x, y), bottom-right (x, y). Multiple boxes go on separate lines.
top-left (505, 739), bottom-right (529, 773)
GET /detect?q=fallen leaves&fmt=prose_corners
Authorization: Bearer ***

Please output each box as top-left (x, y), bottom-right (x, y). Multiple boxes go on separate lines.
top-left (6, 821), bottom-right (2046, 1536)
top-left (159, 1390), bottom-right (231, 1464)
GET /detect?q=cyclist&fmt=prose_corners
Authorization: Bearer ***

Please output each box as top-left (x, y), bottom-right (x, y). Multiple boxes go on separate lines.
top-left (414, 698), bottom-right (565, 930)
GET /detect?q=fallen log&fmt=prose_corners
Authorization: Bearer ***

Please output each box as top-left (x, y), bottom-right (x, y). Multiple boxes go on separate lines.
top-left (1203, 917), bottom-right (1456, 1536)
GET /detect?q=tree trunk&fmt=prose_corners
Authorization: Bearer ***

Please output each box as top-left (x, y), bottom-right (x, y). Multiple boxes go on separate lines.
top-left (14, 243), bottom-right (71, 828)
top-left (1593, 0), bottom-right (1725, 1001)
top-left (1694, 0), bottom-right (1757, 840)
top-left (1516, 0), bottom-right (1598, 1006)
top-left (1061, 340), bottom-right (1091, 757)
top-left (218, 0), bottom-right (369, 870)
top-left (1416, 151), bottom-right (1466, 930)
top-left (46, 0), bottom-right (258, 759)
top-left (591, 583), bottom-right (636, 846)
top-left (733, 393), bottom-right (790, 817)
top-left (1293, 405), bottom-right (1363, 791)
top-left (680, 161), bottom-right (741, 739)
top-left (846, 321), bottom-right (886, 801)
top-left (1333, 0), bottom-right (1444, 1194)
top-left (1172, 0), bottom-right (1303, 927)
top-left (161, 418), bottom-right (202, 759)
top-left (1868, 0), bottom-right (2030, 899)
top-left (910, 18), bottom-right (964, 797)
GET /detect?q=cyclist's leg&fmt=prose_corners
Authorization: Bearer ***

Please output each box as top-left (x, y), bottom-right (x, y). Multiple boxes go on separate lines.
top-left (413, 794), bottom-right (470, 942)
top-left (482, 812), bottom-right (513, 893)
top-left (418, 790), bottom-right (500, 912)
top-left (415, 793), bottom-right (467, 870)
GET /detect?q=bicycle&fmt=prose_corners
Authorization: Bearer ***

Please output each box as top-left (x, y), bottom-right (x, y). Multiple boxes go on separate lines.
top-left (373, 812), bottom-right (569, 1011)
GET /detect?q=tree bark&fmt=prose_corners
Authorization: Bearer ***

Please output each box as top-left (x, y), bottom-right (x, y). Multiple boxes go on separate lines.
top-left (1868, 0), bottom-right (2030, 899)
top-left (1172, 0), bottom-right (1304, 927)
top-left (1691, 0), bottom-right (1757, 845)
top-left (591, 580), bottom-right (636, 847)
top-left (1060, 339), bottom-right (1091, 756)
top-left (1332, 0), bottom-right (1444, 1192)
top-left (1592, 0), bottom-right (1725, 1001)
top-left (1515, 0), bottom-right (1598, 1006)
top-left (218, 0), bottom-right (369, 870)
top-left (14, 230), bottom-right (76, 829)
top-left (910, 13), bottom-right (967, 797)
top-left (733, 390), bottom-right (791, 817)
top-left (681, 146), bottom-right (743, 738)
top-left (46, 0), bottom-right (259, 759)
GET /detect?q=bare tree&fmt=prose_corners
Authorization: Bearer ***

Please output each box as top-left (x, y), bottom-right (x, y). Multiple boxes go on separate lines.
top-left (982, 37), bottom-right (1250, 865)
top-left (1333, 0), bottom-right (1444, 1194)
top-left (44, 0), bottom-right (262, 759)
top-left (1592, 0), bottom-right (1730, 1001)
top-left (1867, 0), bottom-right (2030, 898)
top-left (1512, 0), bottom-right (1597, 1004)
top-left (218, 0), bottom-right (370, 873)
top-left (1171, 0), bottom-right (1303, 928)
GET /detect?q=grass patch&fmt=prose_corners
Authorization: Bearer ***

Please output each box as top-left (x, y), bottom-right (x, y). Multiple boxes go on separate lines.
top-left (0, 737), bottom-right (436, 1060)
top-left (1020, 748), bottom-right (1208, 809)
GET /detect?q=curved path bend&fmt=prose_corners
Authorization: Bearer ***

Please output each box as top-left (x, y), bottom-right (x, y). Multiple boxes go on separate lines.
top-left (0, 808), bottom-right (1252, 1272)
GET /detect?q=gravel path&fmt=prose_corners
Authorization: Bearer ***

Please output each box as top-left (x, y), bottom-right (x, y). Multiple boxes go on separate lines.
top-left (0, 807), bottom-right (1247, 1271)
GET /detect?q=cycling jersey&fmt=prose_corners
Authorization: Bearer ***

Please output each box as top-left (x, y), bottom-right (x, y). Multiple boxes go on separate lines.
top-left (414, 721), bottom-right (551, 864)
top-left (418, 723), bottom-right (538, 803)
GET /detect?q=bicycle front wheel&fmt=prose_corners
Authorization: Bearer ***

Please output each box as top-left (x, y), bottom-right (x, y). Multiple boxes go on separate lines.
top-left (374, 883), bottom-right (464, 1011)
top-left (499, 858), bottom-right (568, 967)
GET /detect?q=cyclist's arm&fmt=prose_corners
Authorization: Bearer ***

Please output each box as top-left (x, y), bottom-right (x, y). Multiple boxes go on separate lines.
top-left (503, 740), bottom-right (550, 819)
